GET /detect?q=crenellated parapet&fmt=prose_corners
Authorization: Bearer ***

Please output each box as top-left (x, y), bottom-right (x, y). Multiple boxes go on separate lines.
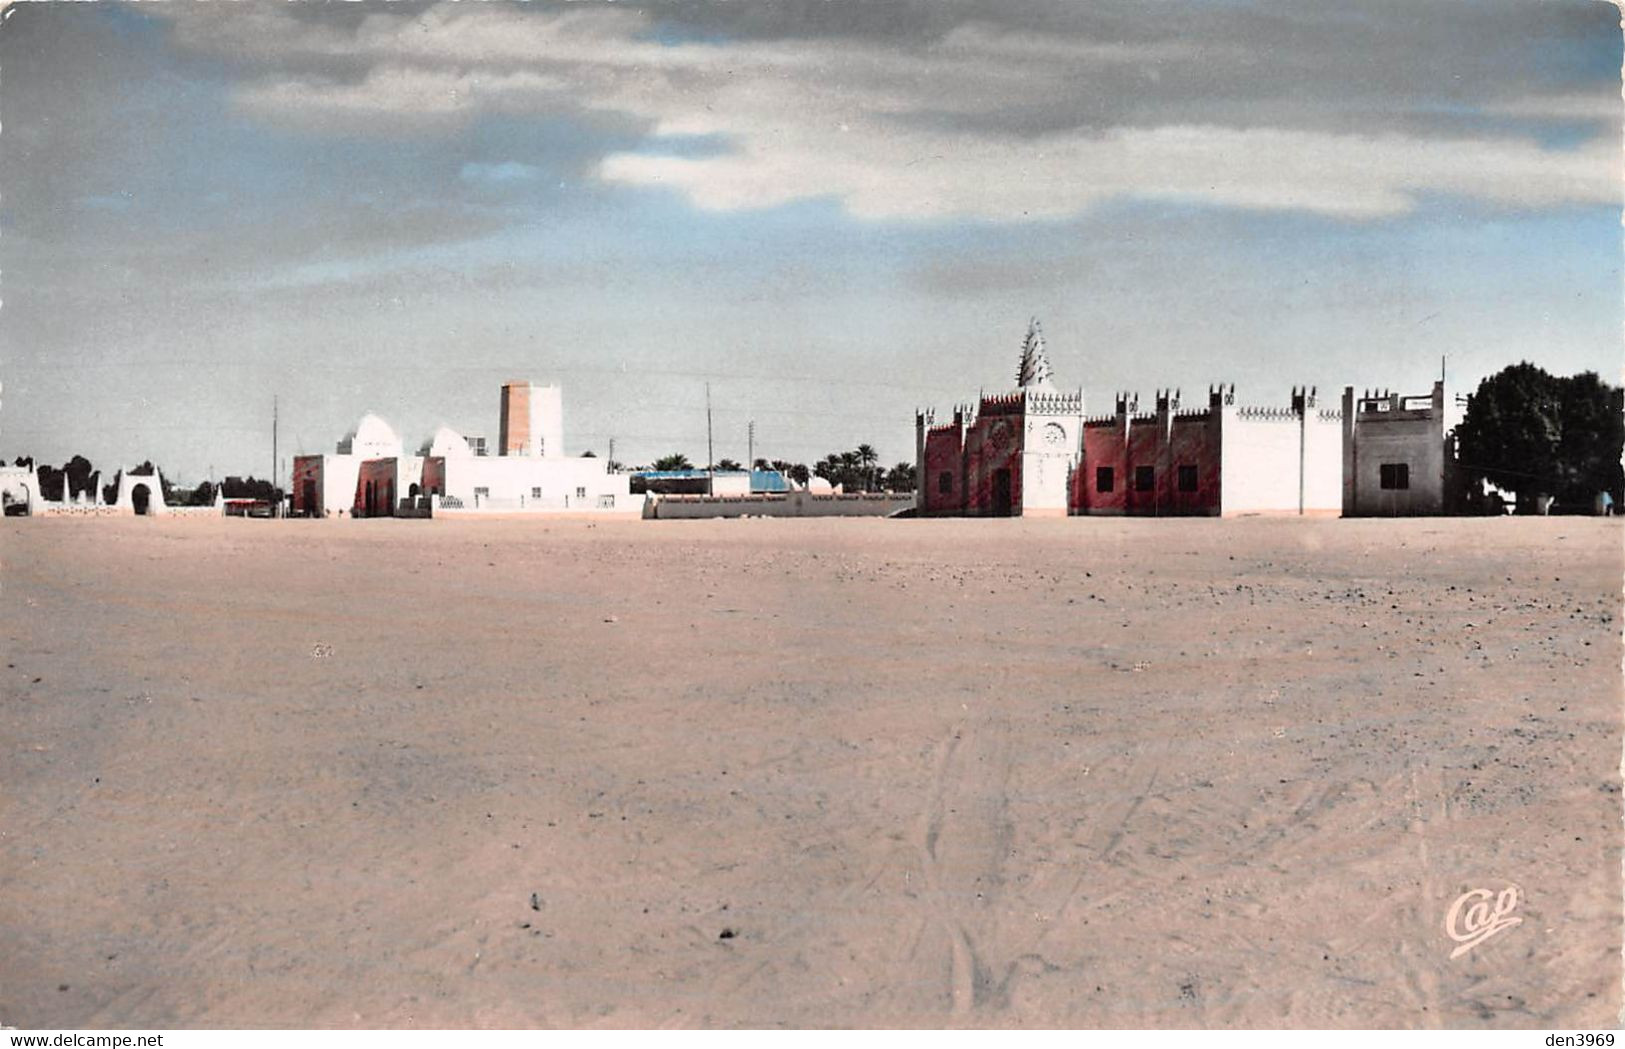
top-left (1236, 404), bottom-right (1300, 421)
top-left (979, 390), bottom-right (1026, 416)
top-left (1024, 386), bottom-right (1084, 416)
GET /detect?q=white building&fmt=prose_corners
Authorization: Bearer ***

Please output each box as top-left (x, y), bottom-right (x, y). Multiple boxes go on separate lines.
top-left (291, 386), bottom-right (629, 517)
top-left (424, 423), bottom-right (628, 512)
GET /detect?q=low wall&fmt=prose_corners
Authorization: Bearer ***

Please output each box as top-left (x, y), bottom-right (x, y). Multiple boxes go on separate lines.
top-left (35, 504), bottom-right (125, 518)
top-left (434, 507), bottom-right (642, 521)
top-left (645, 491), bottom-right (914, 520)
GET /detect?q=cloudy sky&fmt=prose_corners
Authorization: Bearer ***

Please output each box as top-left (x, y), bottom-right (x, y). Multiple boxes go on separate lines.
top-left (1, 0), bottom-right (1619, 480)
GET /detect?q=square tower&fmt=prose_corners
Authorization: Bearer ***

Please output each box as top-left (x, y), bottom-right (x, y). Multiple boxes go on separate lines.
top-left (499, 382), bottom-right (566, 459)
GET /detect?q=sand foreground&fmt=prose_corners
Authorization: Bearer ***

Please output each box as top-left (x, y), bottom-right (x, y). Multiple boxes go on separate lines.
top-left (1, 515), bottom-right (1619, 1028)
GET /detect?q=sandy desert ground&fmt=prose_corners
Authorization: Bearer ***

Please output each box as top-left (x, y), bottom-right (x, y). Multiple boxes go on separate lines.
top-left (1, 514), bottom-right (1619, 1028)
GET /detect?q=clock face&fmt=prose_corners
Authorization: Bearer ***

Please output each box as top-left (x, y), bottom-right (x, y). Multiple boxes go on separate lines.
top-left (1041, 422), bottom-right (1067, 448)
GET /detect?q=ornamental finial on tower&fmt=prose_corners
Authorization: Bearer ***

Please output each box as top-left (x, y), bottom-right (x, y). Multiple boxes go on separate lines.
top-left (1016, 317), bottom-right (1054, 389)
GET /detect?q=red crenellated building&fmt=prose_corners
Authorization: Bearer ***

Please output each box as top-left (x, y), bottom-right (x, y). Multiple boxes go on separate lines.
top-left (917, 321), bottom-right (1350, 518)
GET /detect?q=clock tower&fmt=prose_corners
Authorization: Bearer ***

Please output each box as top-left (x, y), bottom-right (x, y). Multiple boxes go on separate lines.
top-left (1013, 319), bottom-right (1084, 516)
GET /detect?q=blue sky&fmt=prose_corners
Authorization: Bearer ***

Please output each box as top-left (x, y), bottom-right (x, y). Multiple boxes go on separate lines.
top-left (1, 1), bottom-right (1619, 481)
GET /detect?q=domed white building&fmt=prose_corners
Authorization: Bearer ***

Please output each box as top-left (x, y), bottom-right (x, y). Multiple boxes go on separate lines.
top-left (290, 386), bottom-right (629, 518)
top-left (292, 411), bottom-right (423, 518)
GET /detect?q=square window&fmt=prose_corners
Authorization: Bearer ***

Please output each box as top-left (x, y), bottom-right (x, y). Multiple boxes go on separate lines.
top-left (1380, 463), bottom-right (1410, 490)
top-left (1178, 464), bottom-right (1198, 492)
top-left (1135, 465), bottom-right (1155, 492)
top-left (598, 495), bottom-right (615, 509)
top-left (1096, 466), bottom-right (1114, 493)
top-left (531, 487), bottom-right (543, 500)
top-left (938, 471), bottom-right (954, 495)
top-left (473, 487), bottom-right (489, 499)
top-left (575, 486), bottom-right (587, 500)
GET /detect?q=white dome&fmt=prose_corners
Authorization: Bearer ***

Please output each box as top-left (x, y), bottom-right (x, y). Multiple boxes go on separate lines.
top-left (427, 425), bottom-right (473, 458)
top-left (347, 412), bottom-right (403, 458)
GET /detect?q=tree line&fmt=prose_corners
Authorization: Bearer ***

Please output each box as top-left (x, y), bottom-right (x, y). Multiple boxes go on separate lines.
top-left (637, 446), bottom-right (915, 492)
top-left (8, 455), bottom-right (281, 507)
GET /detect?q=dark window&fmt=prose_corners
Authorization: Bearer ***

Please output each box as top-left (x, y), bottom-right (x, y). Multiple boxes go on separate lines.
top-left (1379, 463), bottom-right (1410, 490)
top-left (1096, 466), bottom-right (1114, 493)
top-left (1135, 465), bottom-right (1155, 492)
top-left (1177, 465), bottom-right (1198, 492)
top-left (938, 471), bottom-right (953, 494)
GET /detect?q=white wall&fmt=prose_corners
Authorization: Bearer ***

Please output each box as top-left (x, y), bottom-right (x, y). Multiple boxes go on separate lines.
top-left (1301, 415), bottom-right (1342, 513)
top-left (646, 492), bottom-right (913, 519)
top-left (1219, 415), bottom-right (1301, 514)
top-left (322, 456), bottom-right (362, 516)
top-left (1219, 412), bottom-right (1342, 516)
top-left (530, 384), bottom-right (565, 459)
top-left (443, 456), bottom-right (630, 511)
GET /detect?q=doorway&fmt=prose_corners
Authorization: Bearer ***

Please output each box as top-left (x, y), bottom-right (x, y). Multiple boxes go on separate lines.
top-left (131, 483), bottom-right (151, 516)
top-left (992, 468), bottom-right (1013, 517)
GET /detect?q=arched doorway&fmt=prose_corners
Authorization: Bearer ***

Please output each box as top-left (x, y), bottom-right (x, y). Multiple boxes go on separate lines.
top-left (131, 483), bottom-right (151, 516)
top-left (2, 482), bottom-right (31, 517)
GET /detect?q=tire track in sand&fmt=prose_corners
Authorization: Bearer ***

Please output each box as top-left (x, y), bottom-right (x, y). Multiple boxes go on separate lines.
top-left (912, 716), bottom-right (1018, 1020)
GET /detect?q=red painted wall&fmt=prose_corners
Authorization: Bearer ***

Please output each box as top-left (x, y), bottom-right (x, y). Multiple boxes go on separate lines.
top-left (1074, 414), bottom-right (1221, 516)
top-left (1124, 420), bottom-right (1163, 516)
top-left (292, 456), bottom-right (324, 516)
top-left (1164, 416), bottom-right (1222, 516)
top-left (421, 457), bottom-right (446, 499)
top-left (1077, 423), bottom-right (1127, 513)
top-left (921, 427), bottom-right (966, 515)
top-left (356, 458), bottom-right (398, 517)
top-left (964, 407), bottom-right (1022, 515)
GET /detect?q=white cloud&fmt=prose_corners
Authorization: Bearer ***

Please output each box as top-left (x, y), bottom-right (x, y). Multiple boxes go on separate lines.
top-left (162, 4), bottom-right (1621, 222)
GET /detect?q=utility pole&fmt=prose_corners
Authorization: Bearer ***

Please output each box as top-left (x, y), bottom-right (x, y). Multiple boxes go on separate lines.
top-left (272, 395), bottom-right (279, 516)
top-left (608, 436), bottom-right (616, 468)
top-left (705, 382), bottom-right (715, 496)
top-left (747, 419), bottom-right (755, 471)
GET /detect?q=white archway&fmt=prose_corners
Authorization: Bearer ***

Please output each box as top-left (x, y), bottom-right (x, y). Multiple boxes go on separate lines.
top-left (0, 466), bottom-right (34, 516)
top-left (113, 468), bottom-right (171, 516)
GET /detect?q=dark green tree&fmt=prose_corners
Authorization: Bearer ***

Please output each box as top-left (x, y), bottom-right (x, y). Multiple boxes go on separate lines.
top-left (62, 456), bottom-right (96, 500)
top-left (1456, 363), bottom-right (1624, 508)
top-left (37, 464), bottom-right (65, 502)
top-left (652, 453), bottom-right (693, 471)
top-left (714, 458), bottom-right (743, 472)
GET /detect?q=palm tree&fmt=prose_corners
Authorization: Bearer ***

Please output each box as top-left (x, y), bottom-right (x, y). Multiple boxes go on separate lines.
top-left (855, 444), bottom-right (879, 491)
top-left (652, 453), bottom-right (693, 471)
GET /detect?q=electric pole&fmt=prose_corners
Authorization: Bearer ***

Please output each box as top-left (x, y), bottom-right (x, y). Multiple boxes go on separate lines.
top-left (272, 395), bottom-right (279, 516)
top-left (747, 419), bottom-right (755, 471)
top-left (705, 382), bottom-right (715, 496)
